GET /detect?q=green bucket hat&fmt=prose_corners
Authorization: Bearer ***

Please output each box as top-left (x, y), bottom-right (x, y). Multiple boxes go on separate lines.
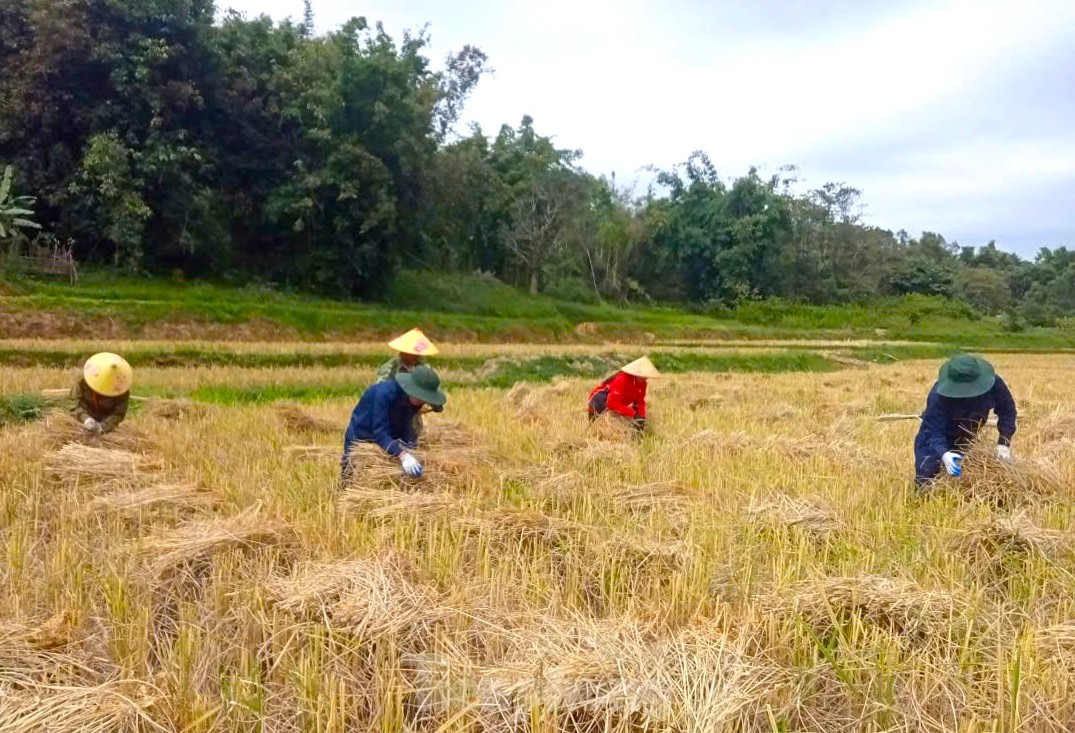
top-left (936, 355), bottom-right (996, 398)
top-left (396, 365), bottom-right (447, 406)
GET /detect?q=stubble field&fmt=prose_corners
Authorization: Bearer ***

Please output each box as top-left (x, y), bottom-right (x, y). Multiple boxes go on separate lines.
top-left (1, 347), bottom-right (1073, 732)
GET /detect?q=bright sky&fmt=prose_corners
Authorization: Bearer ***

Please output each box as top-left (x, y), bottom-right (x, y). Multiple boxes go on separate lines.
top-left (218, 0), bottom-right (1075, 257)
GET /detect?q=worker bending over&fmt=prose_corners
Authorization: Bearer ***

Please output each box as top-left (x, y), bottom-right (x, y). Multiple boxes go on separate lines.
top-left (71, 352), bottom-right (132, 434)
top-left (914, 354), bottom-right (1017, 488)
top-left (588, 356), bottom-right (660, 433)
top-left (340, 365), bottom-right (447, 481)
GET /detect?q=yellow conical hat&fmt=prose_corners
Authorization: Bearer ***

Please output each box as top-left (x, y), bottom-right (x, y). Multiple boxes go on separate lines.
top-left (620, 356), bottom-right (660, 379)
top-left (83, 352), bottom-right (133, 396)
top-left (387, 328), bottom-right (439, 357)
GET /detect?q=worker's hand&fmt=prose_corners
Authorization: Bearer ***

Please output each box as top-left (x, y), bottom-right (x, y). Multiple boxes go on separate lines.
top-left (942, 451), bottom-right (963, 477)
top-left (632, 417), bottom-right (646, 433)
top-left (83, 417), bottom-right (103, 434)
top-left (431, 404), bottom-right (444, 413)
top-left (400, 452), bottom-right (423, 477)
top-left (996, 445), bottom-right (1013, 463)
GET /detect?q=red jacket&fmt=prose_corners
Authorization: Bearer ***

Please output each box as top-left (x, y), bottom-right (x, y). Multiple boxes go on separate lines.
top-left (589, 372), bottom-right (647, 419)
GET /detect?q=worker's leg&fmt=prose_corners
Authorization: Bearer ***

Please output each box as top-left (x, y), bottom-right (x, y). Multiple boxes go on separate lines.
top-left (338, 458), bottom-right (354, 487)
top-left (339, 438), bottom-right (356, 486)
top-left (588, 391), bottom-right (607, 422)
top-left (914, 450), bottom-right (943, 490)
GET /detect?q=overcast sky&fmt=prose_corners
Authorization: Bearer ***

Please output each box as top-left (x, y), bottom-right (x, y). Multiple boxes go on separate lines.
top-left (217, 0), bottom-right (1075, 257)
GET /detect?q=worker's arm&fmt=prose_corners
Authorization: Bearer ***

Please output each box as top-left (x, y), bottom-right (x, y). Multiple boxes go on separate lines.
top-left (992, 376), bottom-right (1017, 446)
top-left (368, 388), bottom-right (404, 457)
top-left (918, 388), bottom-right (951, 458)
top-left (635, 379), bottom-right (647, 419)
top-left (605, 374), bottom-right (639, 419)
top-left (69, 381), bottom-right (91, 422)
top-left (99, 395), bottom-right (129, 432)
top-left (400, 405), bottom-right (418, 448)
top-left (343, 390), bottom-right (402, 459)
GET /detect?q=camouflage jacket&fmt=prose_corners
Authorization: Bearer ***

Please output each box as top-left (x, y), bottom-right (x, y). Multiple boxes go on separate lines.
top-left (70, 379), bottom-right (129, 432)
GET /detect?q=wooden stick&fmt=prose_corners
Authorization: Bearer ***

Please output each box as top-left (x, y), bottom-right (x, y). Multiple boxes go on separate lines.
top-left (876, 413), bottom-right (998, 425)
top-left (40, 388), bottom-right (148, 402)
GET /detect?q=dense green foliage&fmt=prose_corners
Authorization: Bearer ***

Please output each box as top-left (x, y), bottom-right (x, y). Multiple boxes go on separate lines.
top-left (0, 165), bottom-right (40, 240)
top-left (1, 0), bottom-right (1072, 323)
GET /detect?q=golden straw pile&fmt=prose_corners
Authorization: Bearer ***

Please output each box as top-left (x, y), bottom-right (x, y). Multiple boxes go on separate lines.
top-left (1, 350), bottom-right (1074, 731)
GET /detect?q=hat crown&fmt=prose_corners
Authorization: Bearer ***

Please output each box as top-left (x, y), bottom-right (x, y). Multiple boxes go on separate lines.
top-left (409, 365), bottom-right (440, 390)
top-left (83, 352), bottom-right (133, 396)
top-left (946, 355), bottom-right (981, 382)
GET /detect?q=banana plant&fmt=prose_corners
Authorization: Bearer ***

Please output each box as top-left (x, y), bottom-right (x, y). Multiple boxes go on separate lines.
top-left (0, 165), bottom-right (41, 240)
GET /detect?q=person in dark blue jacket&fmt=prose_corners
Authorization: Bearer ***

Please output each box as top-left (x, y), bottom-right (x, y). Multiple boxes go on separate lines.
top-left (914, 354), bottom-right (1017, 488)
top-left (340, 365), bottom-right (447, 482)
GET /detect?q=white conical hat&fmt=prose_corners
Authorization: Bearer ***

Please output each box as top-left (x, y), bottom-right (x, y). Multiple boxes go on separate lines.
top-left (620, 356), bottom-right (660, 378)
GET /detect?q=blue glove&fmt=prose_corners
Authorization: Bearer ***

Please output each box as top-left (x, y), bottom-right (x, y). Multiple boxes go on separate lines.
top-left (942, 451), bottom-right (963, 477)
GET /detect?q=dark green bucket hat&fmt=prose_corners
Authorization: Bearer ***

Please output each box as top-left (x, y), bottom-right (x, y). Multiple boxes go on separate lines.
top-left (936, 355), bottom-right (996, 398)
top-left (396, 365), bottom-right (447, 406)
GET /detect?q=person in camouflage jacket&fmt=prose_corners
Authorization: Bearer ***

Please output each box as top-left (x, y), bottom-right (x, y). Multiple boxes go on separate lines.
top-left (376, 328), bottom-right (442, 437)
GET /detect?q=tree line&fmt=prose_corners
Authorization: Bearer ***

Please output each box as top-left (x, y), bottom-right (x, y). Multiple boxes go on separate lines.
top-left (1, 0), bottom-right (1072, 325)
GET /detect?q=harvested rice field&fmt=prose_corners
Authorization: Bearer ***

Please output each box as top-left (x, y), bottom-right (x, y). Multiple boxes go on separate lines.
top-left (1, 349), bottom-right (1074, 732)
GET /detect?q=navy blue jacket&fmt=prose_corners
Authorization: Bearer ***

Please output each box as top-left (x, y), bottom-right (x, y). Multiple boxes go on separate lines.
top-left (342, 381), bottom-right (418, 459)
top-left (914, 376), bottom-right (1017, 459)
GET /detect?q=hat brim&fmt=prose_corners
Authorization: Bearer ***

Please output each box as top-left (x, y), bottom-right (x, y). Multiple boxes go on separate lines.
top-left (395, 373), bottom-right (447, 406)
top-left (621, 367), bottom-right (659, 379)
top-left (390, 342), bottom-right (440, 356)
top-left (620, 357), bottom-right (661, 379)
top-left (936, 358), bottom-right (996, 398)
top-left (87, 382), bottom-right (130, 397)
top-left (387, 330), bottom-right (440, 356)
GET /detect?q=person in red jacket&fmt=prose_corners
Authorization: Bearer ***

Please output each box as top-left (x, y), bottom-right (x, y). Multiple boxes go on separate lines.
top-left (587, 356), bottom-right (661, 432)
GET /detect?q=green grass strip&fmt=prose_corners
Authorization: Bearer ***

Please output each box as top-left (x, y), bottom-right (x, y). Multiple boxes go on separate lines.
top-left (177, 352), bottom-right (842, 404)
top-left (0, 394), bottom-right (48, 426)
top-left (189, 384), bottom-right (366, 405)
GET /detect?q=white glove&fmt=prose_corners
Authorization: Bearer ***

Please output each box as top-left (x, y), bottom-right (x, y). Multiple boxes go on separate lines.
top-left (996, 445), bottom-right (1013, 463)
top-left (83, 417), bottom-right (103, 434)
top-left (942, 451), bottom-right (963, 477)
top-left (400, 452), bottom-right (423, 477)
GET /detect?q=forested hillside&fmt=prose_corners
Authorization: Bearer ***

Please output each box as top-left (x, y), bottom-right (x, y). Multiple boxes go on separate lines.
top-left (1, 0), bottom-right (1072, 327)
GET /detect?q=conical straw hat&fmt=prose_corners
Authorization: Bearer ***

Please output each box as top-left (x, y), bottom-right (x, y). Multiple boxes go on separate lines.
top-left (620, 356), bottom-right (660, 378)
top-left (387, 328), bottom-right (439, 356)
top-left (83, 352), bottom-right (133, 396)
